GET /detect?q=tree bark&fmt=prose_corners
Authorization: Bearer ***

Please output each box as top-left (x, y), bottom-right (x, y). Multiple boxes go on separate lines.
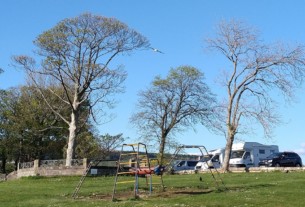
top-left (159, 135), bottom-right (166, 165)
top-left (222, 133), bottom-right (234, 172)
top-left (66, 111), bottom-right (78, 167)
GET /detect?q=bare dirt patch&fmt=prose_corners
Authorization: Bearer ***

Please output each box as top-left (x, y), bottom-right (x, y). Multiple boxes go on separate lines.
top-left (79, 187), bottom-right (214, 201)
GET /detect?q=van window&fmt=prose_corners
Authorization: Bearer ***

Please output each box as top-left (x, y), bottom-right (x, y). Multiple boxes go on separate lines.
top-left (287, 153), bottom-right (297, 158)
top-left (177, 161), bottom-right (185, 167)
top-left (200, 155), bottom-right (211, 162)
top-left (187, 161), bottom-right (198, 167)
top-left (212, 155), bottom-right (219, 162)
top-left (231, 151), bottom-right (244, 158)
top-left (259, 149), bottom-right (265, 154)
top-left (243, 152), bottom-right (250, 159)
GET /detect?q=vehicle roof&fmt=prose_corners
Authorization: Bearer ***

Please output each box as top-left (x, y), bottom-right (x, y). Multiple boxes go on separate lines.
top-left (232, 142), bottom-right (279, 150)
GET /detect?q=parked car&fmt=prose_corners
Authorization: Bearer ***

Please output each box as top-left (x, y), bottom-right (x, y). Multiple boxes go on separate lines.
top-left (259, 152), bottom-right (303, 167)
top-left (170, 160), bottom-right (198, 173)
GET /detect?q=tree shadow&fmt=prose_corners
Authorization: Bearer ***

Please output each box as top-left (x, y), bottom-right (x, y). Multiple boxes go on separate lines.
top-left (227, 183), bottom-right (275, 192)
top-left (173, 189), bottom-right (214, 195)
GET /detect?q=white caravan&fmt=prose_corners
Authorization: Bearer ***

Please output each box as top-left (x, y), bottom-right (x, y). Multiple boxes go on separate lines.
top-left (195, 148), bottom-right (225, 170)
top-left (229, 142), bottom-right (279, 168)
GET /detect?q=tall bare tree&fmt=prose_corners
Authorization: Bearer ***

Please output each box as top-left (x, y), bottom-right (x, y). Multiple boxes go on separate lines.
top-left (131, 66), bottom-right (216, 164)
top-left (13, 13), bottom-right (149, 166)
top-left (206, 20), bottom-right (305, 171)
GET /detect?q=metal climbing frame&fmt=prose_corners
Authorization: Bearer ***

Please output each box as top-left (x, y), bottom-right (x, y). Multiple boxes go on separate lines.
top-left (112, 143), bottom-right (164, 201)
top-left (166, 145), bottom-right (227, 190)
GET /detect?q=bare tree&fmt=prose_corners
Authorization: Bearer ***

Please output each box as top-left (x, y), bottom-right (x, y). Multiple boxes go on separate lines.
top-left (206, 19), bottom-right (305, 171)
top-left (13, 13), bottom-right (149, 166)
top-left (131, 66), bottom-right (216, 164)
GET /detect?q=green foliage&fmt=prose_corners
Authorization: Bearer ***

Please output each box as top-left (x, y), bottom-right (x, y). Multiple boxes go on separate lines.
top-left (0, 86), bottom-right (68, 163)
top-left (153, 66), bottom-right (202, 86)
top-left (75, 131), bottom-right (100, 159)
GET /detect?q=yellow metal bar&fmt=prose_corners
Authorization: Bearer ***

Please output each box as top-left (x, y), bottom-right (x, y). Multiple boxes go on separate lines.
top-left (117, 172), bottom-right (134, 175)
top-left (117, 181), bottom-right (135, 184)
top-left (119, 162), bottom-right (137, 165)
top-left (124, 144), bottom-right (139, 146)
top-left (121, 153), bottom-right (138, 155)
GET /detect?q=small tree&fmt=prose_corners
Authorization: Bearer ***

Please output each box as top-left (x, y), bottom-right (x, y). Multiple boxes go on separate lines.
top-left (206, 19), bottom-right (305, 171)
top-left (99, 133), bottom-right (126, 158)
top-left (74, 130), bottom-right (100, 159)
top-left (131, 66), bottom-right (216, 164)
top-left (13, 13), bottom-right (149, 166)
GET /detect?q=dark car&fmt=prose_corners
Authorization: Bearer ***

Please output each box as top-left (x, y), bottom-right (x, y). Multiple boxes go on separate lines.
top-left (259, 152), bottom-right (302, 167)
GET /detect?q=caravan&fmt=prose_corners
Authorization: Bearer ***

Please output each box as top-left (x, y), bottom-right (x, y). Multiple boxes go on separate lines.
top-left (195, 148), bottom-right (225, 170)
top-left (229, 142), bottom-right (279, 167)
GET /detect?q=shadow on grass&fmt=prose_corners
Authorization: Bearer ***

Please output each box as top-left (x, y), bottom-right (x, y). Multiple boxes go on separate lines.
top-left (227, 183), bottom-right (275, 192)
top-left (88, 183), bottom-right (276, 202)
top-left (173, 189), bottom-right (214, 195)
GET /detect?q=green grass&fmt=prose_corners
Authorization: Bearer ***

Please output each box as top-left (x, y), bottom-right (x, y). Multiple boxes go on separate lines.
top-left (0, 171), bottom-right (305, 206)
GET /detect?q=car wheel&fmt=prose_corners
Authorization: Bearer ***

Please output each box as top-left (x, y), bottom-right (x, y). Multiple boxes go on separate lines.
top-left (275, 163), bottom-right (281, 167)
top-left (295, 163), bottom-right (301, 167)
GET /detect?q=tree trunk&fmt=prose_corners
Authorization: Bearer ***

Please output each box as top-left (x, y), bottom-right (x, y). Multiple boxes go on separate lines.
top-left (222, 132), bottom-right (234, 172)
top-left (1, 153), bottom-right (7, 173)
top-left (66, 111), bottom-right (77, 167)
top-left (158, 135), bottom-right (166, 165)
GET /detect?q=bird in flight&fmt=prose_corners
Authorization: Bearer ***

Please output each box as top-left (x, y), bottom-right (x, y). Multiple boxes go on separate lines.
top-left (149, 47), bottom-right (164, 54)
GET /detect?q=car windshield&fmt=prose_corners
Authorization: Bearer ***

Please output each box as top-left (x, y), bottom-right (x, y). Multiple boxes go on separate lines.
top-left (171, 160), bottom-right (181, 167)
top-left (199, 155), bottom-right (212, 162)
top-left (266, 153), bottom-right (282, 159)
top-left (231, 151), bottom-right (244, 159)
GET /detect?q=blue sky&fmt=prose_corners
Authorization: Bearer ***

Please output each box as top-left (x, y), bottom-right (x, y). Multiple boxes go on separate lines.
top-left (1, 0), bottom-right (305, 161)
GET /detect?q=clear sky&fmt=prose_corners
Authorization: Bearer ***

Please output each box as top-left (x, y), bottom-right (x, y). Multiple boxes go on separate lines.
top-left (0, 0), bottom-right (305, 161)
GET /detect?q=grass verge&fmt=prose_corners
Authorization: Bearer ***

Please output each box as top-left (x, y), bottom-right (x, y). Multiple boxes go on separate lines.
top-left (0, 171), bottom-right (304, 206)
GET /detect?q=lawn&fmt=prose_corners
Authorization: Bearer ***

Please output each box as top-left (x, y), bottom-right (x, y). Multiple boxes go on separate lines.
top-left (0, 171), bottom-right (304, 207)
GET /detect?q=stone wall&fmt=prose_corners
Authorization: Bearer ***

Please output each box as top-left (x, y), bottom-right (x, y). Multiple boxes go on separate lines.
top-left (13, 159), bottom-right (87, 179)
top-left (5, 158), bottom-right (120, 180)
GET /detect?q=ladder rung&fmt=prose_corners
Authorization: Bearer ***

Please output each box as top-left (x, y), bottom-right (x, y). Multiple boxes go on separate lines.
top-left (119, 162), bottom-right (137, 165)
top-left (117, 180), bottom-right (135, 184)
top-left (121, 153), bottom-right (137, 155)
top-left (117, 172), bottom-right (134, 175)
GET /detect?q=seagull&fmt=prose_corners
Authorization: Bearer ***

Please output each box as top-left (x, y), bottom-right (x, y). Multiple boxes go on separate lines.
top-left (149, 47), bottom-right (164, 54)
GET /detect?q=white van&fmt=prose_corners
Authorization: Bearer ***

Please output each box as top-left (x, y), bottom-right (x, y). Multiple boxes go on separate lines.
top-left (229, 142), bottom-right (279, 168)
top-left (195, 148), bottom-right (225, 171)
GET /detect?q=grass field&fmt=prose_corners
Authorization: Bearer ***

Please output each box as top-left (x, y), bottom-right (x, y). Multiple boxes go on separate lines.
top-left (0, 171), bottom-right (304, 207)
